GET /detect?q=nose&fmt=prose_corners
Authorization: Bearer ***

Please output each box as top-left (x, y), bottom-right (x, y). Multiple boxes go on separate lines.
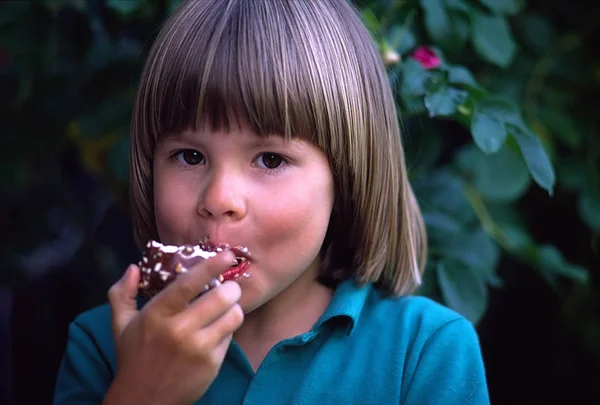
top-left (197, 170), bottom-right (246, 220)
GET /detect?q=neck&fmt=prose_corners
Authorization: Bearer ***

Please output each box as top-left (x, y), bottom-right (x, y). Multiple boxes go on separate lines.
top-left (233, 272), bottom-right (333, 371)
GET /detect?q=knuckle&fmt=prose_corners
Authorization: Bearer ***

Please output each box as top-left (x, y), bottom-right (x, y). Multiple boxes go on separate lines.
top-left (230, 305), bottom-right (244, 327)
top-left (212, 284), bottom-right (235, 307)
top-left (136, 310), bottom-right (154, 333)
top-left (139, 308), bottom-right (172, 339)
top-left (194, 333), bottom-right (210, 354)
top-left (215, 306), bottom-right (244, 337)
top-left (176, 273), bottom-right (200, 298)
top-left (165, 319), bottom-right (187, 346)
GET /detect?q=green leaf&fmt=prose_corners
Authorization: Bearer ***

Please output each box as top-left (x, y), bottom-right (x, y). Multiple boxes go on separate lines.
top-left (578, 190), bottom-right (600, 231)
top-left (437, 260), bottom-right (488, 324)
top-left (446, 0), bottom-right (471, 13)
top-left (108, 0), bottom-right (143, 15)
top-left (498, 222), bottom-right (534, 251)
top-left (388, 25), bottom-right (417, 55)
top-left (400, 58), bottom-right (432, 96)
top-left (508, 124), bottom-right (555, 196)
top-left (479, 0), bottom-right (525, 15)
top-left (470, 11), bottom-right (516, 67)
top-left (476, 147), bottom-right (530, 202)
top-left (404, 122), bottom-right (443, 174)
top-left (481, 97), bottom-right (555, 195)
top-left (419, 0), bottom-right (453, 47)
top-left (471, 99), bottom-right (508, 154)
top-left (413, 169), bottom-right (475, 224)
top-left (400, 95), bottom-right (427, 114)
top-left (437, 227), bottom-right (501, 276)
top-left (423, 72), bottom-right (468, 117)
top-left (419, 0), bottom-right (468, 53)
top-left (423, 211), bottom-right (463, 236)
top-left (168, 0), bottom-right (182, 13)
top-left (487, 273), bottom-right (504, 288)
top-left (448, 10), bottom-right (470, 53)
top-left (483, 71), bottom-right (526, 101)
top-left (457, 145), bottom-right (531, 202)
top-left (447, 65), bottom-right (479, 88)
top-left (424, 83), bottom-right (468, 117)
top-left (537, 245), bottom-right (589, 285)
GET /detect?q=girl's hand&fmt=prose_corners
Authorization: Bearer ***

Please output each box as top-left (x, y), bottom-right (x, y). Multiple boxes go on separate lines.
top-left (104, 251), bottom-right (243, 405)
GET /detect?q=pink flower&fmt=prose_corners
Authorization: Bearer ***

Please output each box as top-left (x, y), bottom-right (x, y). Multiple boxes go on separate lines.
top-left (412, 46), bottom-right (441, 70)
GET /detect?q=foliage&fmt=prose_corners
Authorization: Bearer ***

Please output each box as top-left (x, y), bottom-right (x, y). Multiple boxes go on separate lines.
top-left (360, 0), bottom-right (599, 326)
top-left (1, 0), bottom-right (598, 358)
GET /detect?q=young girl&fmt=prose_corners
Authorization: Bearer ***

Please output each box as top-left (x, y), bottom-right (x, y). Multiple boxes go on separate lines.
top-left (54, 0), bottom-right (490, 404)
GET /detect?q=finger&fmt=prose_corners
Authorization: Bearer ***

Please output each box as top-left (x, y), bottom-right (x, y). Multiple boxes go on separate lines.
top-left (211, 332), bottom-right (235, 368)
top-left (197, 332), bottom-right (234, 373)
top-left (108, 264), bottom-right (140, 336)
top-left (151, 250), bottom-right (236, 314)
top-left (177, 280), bottom-right (241, 329)
top-left (195, 303), bottom-right (244, 349)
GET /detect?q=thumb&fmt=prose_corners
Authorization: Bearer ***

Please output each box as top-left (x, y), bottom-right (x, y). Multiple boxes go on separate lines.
top-left (108, 264), bottom-right (140, 337)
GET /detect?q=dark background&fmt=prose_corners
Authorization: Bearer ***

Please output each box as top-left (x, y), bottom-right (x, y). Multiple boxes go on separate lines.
top-left (2, 0), bottom-right (599, 404)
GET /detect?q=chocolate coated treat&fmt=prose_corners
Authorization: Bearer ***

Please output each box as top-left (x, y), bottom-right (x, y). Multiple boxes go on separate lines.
top-left (137, 240), bottom-right (250, 299)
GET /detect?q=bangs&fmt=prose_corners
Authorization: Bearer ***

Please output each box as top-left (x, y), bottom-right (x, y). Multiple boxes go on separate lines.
top-left (136, 0), bottom-right (331, 144)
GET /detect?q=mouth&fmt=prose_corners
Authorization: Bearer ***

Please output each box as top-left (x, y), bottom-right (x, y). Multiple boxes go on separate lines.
top-left (199, 239), bottom-right (252, 282)
top-left (221, 257), bottom-right (251, 281)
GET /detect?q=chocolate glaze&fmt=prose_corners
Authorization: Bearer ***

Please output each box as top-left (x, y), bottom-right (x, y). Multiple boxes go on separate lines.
top-left (137, 240), bottom-right (250, 299)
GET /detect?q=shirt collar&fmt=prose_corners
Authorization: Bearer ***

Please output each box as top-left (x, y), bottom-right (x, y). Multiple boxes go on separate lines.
top-left (136, 279), bottom-right (372, 336)
top-left (312, 279), bottom-right (371, 336)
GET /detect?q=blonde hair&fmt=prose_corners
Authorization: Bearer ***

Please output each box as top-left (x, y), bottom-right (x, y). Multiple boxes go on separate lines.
top-left (129, 0), bottom-right (427, 296)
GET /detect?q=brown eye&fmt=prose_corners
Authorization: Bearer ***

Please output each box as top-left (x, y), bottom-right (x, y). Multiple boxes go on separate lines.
top-left (260, 153), bottom-right (284, 169)
top-left (175, 150), bottom-right (204, 165)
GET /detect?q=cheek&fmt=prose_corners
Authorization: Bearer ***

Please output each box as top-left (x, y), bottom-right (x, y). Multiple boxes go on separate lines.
top-left (256, 175), bottom-right (334, 256)
top-left (153, 170), bottom-right (198, 241)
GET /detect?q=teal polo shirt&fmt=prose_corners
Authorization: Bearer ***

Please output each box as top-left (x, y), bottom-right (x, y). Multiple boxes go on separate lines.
top-left (54, 280), bottom-right (490, 404)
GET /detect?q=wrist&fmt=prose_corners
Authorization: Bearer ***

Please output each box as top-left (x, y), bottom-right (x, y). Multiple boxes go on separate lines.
top-left (102, 378), bottom-right (141, 405)
top-left (102, 380), bottom-right (193, 405)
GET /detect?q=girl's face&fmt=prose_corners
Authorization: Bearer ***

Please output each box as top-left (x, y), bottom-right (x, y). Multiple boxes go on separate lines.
top-left (153, 126), bottom-right (335, 313)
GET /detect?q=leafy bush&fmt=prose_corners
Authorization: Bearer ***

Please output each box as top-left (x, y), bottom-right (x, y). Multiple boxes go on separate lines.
top-left (360, 0), bottom-right (599, 325)
top-left (2, 0), bottom-right (598, 371)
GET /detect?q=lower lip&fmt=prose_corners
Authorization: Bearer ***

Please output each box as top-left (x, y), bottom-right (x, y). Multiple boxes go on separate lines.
top-left (221, 260), bottom-right (251, 281)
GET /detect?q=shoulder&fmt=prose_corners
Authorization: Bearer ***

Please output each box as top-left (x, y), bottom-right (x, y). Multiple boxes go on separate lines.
top-left (363, 292), bottom-right (489, 403)
top-left (364, 290), bottom-right (469, 338)
top-left (54, 302), bottom-right (118, 403)
top-left (67, 297), bottom-right (148, 356)
top-left (378, 294), bottom-right (482, 357)
top-left (72, 302), bottom-right (113, 336)
top-left (67, 303), bottom-right (116, 365)
top-left (360, 290), bottom-right (483, 363)
top-left (74, 302), bottom-right (112, 325)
